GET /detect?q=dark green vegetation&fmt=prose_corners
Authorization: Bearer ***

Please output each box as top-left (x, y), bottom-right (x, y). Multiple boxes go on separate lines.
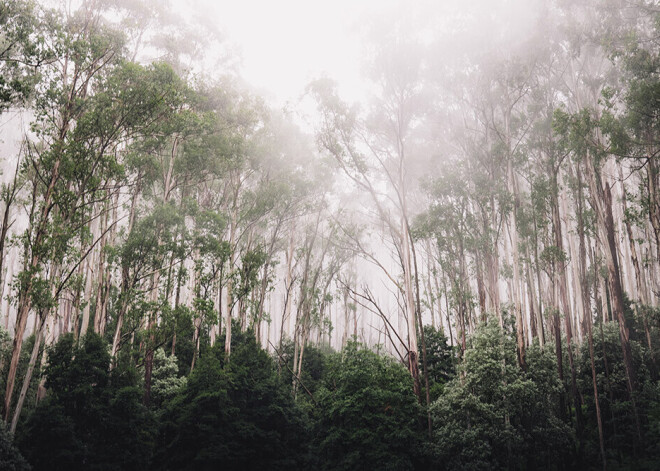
top-left (1, 0), bottom-right (660, 469)
top-left (1, 317), bottom-right (658, 470)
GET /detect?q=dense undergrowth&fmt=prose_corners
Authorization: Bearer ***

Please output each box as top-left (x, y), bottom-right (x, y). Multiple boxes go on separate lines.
top-left (1, 309), bottom-right (658, 471)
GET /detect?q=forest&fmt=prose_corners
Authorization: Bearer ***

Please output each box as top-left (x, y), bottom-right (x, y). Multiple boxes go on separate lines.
top-left (0, 0), bottom-right (659, 469)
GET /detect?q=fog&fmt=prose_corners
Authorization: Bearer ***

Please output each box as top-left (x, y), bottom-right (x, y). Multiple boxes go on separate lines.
top-left (2, 0), bottom-right (660, 466)
top-left (0, 0), bottom-right (659, 423)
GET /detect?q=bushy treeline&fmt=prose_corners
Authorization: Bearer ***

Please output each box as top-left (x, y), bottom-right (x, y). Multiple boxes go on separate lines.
top-left (0, 0), bottom-right (659, 468)
top-left (1, 311), bottom-right (658, 470)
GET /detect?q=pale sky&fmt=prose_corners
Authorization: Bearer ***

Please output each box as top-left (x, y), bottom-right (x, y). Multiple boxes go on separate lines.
top-left (181, 0), bottom-right (543, 109)
top-left (191, 0), bottom-right (403, 107)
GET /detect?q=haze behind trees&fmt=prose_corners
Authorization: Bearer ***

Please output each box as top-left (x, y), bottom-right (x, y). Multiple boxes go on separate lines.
top-left (0, 0), bottom-right (659, 469)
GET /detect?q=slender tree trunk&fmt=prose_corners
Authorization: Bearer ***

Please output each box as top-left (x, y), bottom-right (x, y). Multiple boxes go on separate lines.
top-left (224, 200), bottom-right (238, 361)
top-left (93, 203), bottom-right (109, 335)
top-left (425, 241), bottom-right (436, 329)
top-left (401, 218), bottom-right (421, 400)
top-left (291, 307), bottom-right (301, 397)
top-left (190, 249), bottom-right (201, 371)
top-left (0, 159), bottom-right (20, 307)
top-left (4, 287), bottom-right (33, 422)
top-left (10, 261), bottom-right (60, 431)
top-left (79, 257), bottom-right (94, 337)
top-left (507, 159), bottom-right (526, 367)
top-left (143, 269), bottom-right (161, 406)
top-left (585, 154), bottom-right (640, 436)
top-left (474, 249), bottom-right (487, 321)
top-left (342, 287), bottom-right (349, 349)
top-left (525, 249), bottom-right (542, 346)
top-left (9, 312), bottom-right (46, 434)
top-left (409, 230), bottom-right (432, 434)
top-left (646, 157), bottom-right (660, 263)
top-left (283, 226), bottom-right (295, 342)
top-left (621, 171), bottom-right (655, 369)
top-left (552, 272), bottom-right (567, 421)
top-left (432, 258), bottom-right (446, 336)
top-left (442, 274), bottom-right (454, 348)
top-left (552, 174), bottom-right (583, 438)
top-left (572, 161), bottom-right (607, 468)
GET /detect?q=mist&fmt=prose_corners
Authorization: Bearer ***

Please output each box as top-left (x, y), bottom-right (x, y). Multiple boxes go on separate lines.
top-left (0, 0), bottom-right (659, 469)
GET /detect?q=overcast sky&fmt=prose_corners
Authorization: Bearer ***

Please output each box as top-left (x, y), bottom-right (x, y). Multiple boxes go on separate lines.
top-left (182, 0), bottom-right (544, 109)
top-left (192, 0), bottom-right (395, 107)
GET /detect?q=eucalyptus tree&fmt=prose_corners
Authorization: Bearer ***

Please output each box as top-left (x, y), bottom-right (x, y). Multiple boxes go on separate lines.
top-left (431, 321), bottom-right (572, 470)
top-left (601, 3), bottom-right (660, 294)
top-left (474, 57), bottom-right (538, 366)
top-left (186, 84), bottom-right (266, 361)
top-left (598, 12), bottom-right (660, 381)
top-left (115, 78), bottom-right (236, 403)
top-left (188, 204), bottom-right (229, 360)
top-left (288, 206), bottom-right (351, 397)
top-left (2, 1), bottom-right (187, 421)
top-left (415, 160), bottom-right (479, 352)
top-left (522, 59), bottom-right (589, 437)
top-left (0, 0), bottom-right (49, 112)
top-left (550, 0), bottom-right (653, 439)
top-left (13, 61), bottom-right (193, 425)
top-left (309, 51), bottom-right (431, 403)
top-left (241, 111), bottom-right (324, 345)
top-left (0, 0), bottom-right (48, 350)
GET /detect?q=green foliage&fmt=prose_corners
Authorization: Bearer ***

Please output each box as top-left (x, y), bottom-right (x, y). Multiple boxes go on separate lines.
top-left (0, 422), bottom-right (30, 471)
top-left (0, 326), bottom-right (11, 364)
top-left (577, 320), bottom-right (660, 468)
top-left (166, 306), bottom-right (197, 376)
top-left (17, 333), bottom-right (155, 471)
top-left (0, 0), bottom-right (49, 110)
top-left (312, 341), bottom-right (423, 471)
top-left (0, 326), bottom-right (13, 396)
top-left (1, 333), bottom-right (44, 424)
top-left (4, 3), bottom-right (660, 471)
top-left (154, 328), bottom-right (307, 471)
top-left (431, 322), bottom-right (572, 470)
top-left (150, 348), bottom-right (186, 409)
top-left (420, 325), bottom-right (455, 400)
top-left (277, 338), bottom-right (329, 404)
top-left (606, 36), bottom-right (660, 162)
top-left (233, 247), bottom-right (268, 311)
